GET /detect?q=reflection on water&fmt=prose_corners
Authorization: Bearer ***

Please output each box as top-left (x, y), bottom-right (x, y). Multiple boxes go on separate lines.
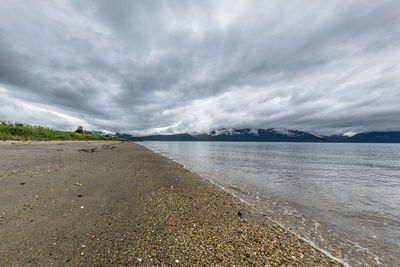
top-left (141, 141), bottom-right (400, 266)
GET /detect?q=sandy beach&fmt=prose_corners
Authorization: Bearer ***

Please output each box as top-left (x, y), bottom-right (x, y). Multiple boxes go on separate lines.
top-left (0, 141), bottom-right (339, 266)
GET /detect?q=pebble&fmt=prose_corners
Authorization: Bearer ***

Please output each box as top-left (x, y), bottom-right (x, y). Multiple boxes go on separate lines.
top-left (125, 186), bottom-right (339, 266)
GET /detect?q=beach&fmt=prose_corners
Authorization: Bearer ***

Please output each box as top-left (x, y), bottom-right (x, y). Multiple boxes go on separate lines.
top-left (0, 141), bottom-right (339, 266)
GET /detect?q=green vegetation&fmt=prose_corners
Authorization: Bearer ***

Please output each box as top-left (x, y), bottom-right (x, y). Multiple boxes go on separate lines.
top-left (0, 122), bottom-right (123, 141)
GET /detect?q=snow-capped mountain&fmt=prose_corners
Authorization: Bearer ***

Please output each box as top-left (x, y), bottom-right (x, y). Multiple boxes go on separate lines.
top-left (91, 128), bottom-right (400, 143)
top-left (208, 128), bottom-right (259, 136)
top-left (194, 128), bottom-right (325, 142)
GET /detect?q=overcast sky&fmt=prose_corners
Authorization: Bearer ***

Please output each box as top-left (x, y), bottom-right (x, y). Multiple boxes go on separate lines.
top-left (1, 0), bottom-right (399, 136)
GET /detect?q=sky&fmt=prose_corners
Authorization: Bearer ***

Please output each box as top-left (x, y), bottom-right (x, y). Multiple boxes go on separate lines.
top-left (0, 0), bottom-right (399, 136)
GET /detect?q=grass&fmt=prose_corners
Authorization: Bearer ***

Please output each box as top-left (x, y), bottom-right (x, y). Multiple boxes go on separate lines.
top-left (0, 122), bottom-right (124, 141)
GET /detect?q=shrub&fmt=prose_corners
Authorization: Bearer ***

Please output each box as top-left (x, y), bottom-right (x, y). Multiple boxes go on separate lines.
top-left (0, 123), bottom-right (123, 141)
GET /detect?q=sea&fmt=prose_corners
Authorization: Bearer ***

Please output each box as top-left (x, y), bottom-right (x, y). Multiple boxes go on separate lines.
top-left (141, 141), bottom-right (400, 266)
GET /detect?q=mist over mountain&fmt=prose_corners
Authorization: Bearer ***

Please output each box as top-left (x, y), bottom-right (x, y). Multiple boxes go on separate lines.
top-left (346, 132), bottom-right (400, 143)
top-left (194, 128), bottom-right (325, 142)
top-left (95, 128), bottom-right (400, 143)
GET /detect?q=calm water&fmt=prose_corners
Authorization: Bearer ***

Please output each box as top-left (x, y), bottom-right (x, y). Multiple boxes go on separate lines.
top-left (141, 141), bottom-right (400, 266)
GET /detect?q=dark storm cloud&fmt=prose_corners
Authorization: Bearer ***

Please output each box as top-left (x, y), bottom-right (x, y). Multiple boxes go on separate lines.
top-left (0, 0), bottom-right (399, 135)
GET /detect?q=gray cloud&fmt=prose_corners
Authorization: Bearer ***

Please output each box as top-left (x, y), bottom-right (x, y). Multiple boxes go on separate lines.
top-left (0, 0), bottom-right (399, 135)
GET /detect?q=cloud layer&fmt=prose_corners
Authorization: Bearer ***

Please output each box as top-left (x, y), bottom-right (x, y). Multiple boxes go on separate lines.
top-left (1, 0), bottom-right (399, 135)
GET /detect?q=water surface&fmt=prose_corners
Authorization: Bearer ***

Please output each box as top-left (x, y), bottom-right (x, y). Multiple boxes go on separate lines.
top-left (141, 141), bottom-right (400, 266)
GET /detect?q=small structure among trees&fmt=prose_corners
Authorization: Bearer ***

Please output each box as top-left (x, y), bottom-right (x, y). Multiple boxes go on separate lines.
top-left (74, 126), bottom-right (92, 135)
top-left (75, 126), bottom-right (83, 133)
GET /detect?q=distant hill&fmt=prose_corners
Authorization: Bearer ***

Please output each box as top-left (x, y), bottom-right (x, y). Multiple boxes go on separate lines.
top-left (346, 131), bottom-right (400, 143)
top-left (106, 132), bottom-right (198, 141)
top-left (129, 133), bottom-right (198, 141)
top-left (323, 134), bottom-right (350, 142)
top-left (194, 128), bottom-right (325, 142)
top-left (112, 128), bottom-right (325, 142)
top-left (93, 128), bottom-right (400, 143)
top-left (112, 133), bottom-right (136, 140)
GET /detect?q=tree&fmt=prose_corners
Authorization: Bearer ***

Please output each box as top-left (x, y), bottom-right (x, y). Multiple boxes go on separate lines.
top-left (75, 126), bottom-right (83, 133)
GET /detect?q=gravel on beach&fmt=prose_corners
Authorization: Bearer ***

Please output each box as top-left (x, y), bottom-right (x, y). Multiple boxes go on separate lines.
top-left (0, 141), bottom-right (339, 266)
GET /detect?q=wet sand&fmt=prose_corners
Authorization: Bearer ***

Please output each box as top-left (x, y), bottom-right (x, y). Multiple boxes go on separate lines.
top-left (0, 141), bottom-right (339, 265)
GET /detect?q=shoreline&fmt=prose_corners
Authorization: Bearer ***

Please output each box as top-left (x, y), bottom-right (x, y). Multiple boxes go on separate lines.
top-left (0, 140), bottom-right (339, 265)
top-left (138, 144), bottom-right (352, 267)
top-left (140, 141), bottom-right (400, 267)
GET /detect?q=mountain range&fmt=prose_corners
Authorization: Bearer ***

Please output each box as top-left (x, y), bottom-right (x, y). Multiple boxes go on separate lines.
top-left (94, 128), bottom-right (400, 143)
